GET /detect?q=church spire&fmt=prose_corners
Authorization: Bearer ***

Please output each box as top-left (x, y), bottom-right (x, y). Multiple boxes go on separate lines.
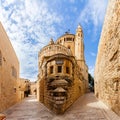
top-left (76, 24), bottom-right (83, 36)
top-left (78, 23), bottom-right (82, 29)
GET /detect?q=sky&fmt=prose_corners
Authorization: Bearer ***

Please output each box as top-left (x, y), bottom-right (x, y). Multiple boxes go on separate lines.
top-left (0, 0), bottom-right (108, 81)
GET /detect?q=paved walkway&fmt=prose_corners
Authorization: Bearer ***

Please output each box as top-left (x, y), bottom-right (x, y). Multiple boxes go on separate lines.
top-left (3, 93), bottom-right (120, 120)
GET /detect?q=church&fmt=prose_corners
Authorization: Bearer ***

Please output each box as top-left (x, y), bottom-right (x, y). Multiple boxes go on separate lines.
top-left (37, 25), bottom-right (88, 114)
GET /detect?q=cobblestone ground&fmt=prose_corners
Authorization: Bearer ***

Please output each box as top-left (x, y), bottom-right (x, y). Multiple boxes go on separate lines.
top-left (3, 93), bottom-right (120, 120)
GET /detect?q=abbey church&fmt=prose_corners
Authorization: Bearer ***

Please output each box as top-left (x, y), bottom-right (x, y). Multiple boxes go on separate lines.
top-left (37, 25), bottom-right (88, 113)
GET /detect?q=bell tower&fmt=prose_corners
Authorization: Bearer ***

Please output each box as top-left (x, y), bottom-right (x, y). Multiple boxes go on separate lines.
top-left (75, 24), bottom-right (85, 61)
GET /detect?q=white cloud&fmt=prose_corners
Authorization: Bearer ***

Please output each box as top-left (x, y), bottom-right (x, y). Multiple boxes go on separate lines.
top-left (90, 52), bottom-right (96, 57)
top-left (79, 0), bottom-right (108, 27)
top-left (0, 0), bottom-right (63, 81)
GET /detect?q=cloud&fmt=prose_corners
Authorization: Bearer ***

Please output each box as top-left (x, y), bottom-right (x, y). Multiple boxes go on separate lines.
top-left (0, 0), bottom-right (63, 81)
top-left (69, 0), bottom-right (75, 3)
top-left (90, 52), bottom-right (96, 57)
top-left (79, 0), bottom-right (108, 27)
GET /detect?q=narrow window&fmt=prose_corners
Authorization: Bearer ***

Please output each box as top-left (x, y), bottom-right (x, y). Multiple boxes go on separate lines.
top-left (78, 33), bottom-right (80, 36)
top-left (50, 66), bottom-right (53, 74)
top-left (58, 66), bottom-right (62, 73)
top-left (12, 66), bottom-right (17, 78)
top-left (66, 67), bottom-right (70, 74)
top-left (0, 51), bottom-right (2, 66)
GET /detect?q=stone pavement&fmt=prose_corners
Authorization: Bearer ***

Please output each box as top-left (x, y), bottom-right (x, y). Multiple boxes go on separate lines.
top-left (3, 93), bottom-right (120, 120)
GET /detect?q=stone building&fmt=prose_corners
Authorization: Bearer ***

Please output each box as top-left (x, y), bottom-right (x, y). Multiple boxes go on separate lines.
top-left (0, 22), bottom-right (19, 112)
top-left (94, 0), bottom-right (120, 116)
top-left (18, 78), bottom-right (31, 100)
top-left (37, 25), bottom-right (88, 114)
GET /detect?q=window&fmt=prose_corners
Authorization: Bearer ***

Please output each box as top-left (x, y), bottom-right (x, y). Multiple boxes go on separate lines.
top-left (78, 33), bottom-right (80, 36)
top-left (0, 51), bottom-right (2, 66)
top-left (66, 37), bottom-right (72, 41)
top-left (12, 66), bottom-right (17, 78)
top-left (50, 66), bottom-right (53, 74)
top-left (58, 66), bottom-right (62, 73)
top-left (66, 67), bottom-right (70, 74)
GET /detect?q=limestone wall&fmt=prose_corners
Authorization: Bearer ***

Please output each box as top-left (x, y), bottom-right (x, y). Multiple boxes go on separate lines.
top-left (0, 22), bottom-right (19, 112)
top-left (94, 0), bottom-right (120, 116)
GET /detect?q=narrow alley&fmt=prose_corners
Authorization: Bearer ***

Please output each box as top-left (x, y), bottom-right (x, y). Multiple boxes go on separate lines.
top-left (2, 93), bottom-right (119, 120)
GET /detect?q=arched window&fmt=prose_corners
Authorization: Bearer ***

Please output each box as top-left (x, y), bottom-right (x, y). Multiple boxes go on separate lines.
top-left (0, 51), bottom-right (2, 66)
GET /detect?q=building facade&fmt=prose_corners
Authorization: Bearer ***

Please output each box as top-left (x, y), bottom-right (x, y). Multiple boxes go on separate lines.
top-left (0, 22), bottom-right (19, 112)
top-left (18, 78), bottom-right (31, 100)
top-left (94, 0), bottom-right (120, 116)
top-left (37, 25), bottom-right (88, 114)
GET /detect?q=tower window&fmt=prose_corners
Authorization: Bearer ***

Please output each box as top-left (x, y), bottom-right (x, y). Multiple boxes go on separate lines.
top-left (50, 66), bottom-right (53, 74)
top-left (66, 67), bottom-right (70, 74)
top-left (78, 33), bottom-right (82, 37)
top-left (58, 66), bottom-right (62, 73)
top-left (0, 51), bottom-right (2, 66)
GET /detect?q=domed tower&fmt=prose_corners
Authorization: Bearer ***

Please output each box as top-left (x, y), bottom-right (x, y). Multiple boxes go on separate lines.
top-left (75, 24), bottom-right (85, 61)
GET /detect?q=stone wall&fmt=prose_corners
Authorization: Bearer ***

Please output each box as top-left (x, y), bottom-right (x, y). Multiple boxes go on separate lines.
top-left (0, 22), bottom-right (19, 112)
top-left (94, 0), bottom-right (120, 116)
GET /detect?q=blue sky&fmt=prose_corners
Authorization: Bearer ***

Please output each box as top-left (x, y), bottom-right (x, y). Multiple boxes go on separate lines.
top-left (0, 0), bottom-right (108, 81)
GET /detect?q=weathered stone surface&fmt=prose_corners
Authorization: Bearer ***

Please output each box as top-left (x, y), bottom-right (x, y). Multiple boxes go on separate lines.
top-left (95, 0), bottom-right (120, 116)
